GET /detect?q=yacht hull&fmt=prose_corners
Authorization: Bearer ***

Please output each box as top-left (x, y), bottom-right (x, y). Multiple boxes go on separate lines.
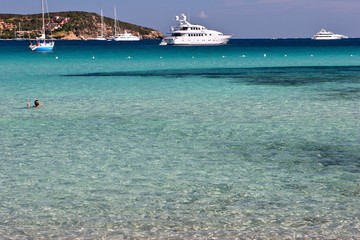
top-left (163, 36), bottom-right (231, 46)
top-left (114, 37), bottom-right (140, 41)
top-left (313, 36), bottom-right (347, 40)
top-left (29, 42), bottom-right (55, 52)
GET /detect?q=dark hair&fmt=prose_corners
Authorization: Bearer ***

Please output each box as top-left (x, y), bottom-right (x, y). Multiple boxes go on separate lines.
top-left (34, 100), bottom-right (40, 107)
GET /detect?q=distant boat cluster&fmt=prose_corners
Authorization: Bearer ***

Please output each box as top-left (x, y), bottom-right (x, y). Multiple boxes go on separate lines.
top-left (95, 7), bottom-right (141, 42)
top-left (24, 0), bottom-right (350, 52)
top-left (28, 1), bottom-right (141, 52)
top-left (159, 15), bottom-right (351, 45)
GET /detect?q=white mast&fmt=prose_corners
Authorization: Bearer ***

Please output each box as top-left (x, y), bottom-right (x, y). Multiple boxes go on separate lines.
top-left (114, 6), bottom-right (117, 37)
top-left (41, 0), bottom-right (45, 39)
top-left (101, 10), bottom-right (104, 37)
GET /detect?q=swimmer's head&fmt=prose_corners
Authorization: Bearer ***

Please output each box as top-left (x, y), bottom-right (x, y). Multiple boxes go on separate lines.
top-left (34, 100), bottom-right (40, 107)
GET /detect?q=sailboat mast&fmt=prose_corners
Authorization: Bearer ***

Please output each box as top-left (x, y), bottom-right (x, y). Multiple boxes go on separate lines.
top-left (114, 6), bottom-right (117, 37)
top-left (101, 10), bottom-right (104, 37)
top-left (42, 0), bottom-right (45, 37)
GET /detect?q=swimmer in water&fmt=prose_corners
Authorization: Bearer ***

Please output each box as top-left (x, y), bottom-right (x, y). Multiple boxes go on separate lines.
top-left (34, 99), bottom-right (40, 108)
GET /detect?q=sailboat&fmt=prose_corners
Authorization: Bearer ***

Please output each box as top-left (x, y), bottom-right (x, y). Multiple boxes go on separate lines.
top-left (14, 23), bottom-right (24, 41)
top-left (29, 0), bottom-right (54, 52)
top-left (95, 10), bottom-right (106, 40)
top-left (112, 6), bottom-right (140, 41)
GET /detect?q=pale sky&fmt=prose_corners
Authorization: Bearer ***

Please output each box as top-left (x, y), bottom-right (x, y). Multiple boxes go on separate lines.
top-left (1, 0), bottom-right (359, 38)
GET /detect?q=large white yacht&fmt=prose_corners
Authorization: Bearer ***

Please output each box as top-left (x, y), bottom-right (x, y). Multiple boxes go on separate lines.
top-left (160, 14), bottom-right (232, 46)
top-left (312, 28), bottom-right (348, 40)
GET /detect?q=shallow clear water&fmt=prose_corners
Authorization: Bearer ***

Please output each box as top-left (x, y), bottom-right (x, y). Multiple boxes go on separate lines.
top-left (1, 39), bottom-right (360, 239)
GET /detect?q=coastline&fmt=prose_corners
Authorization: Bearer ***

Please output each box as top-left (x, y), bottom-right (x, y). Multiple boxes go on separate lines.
top-left (0, 11), bottom-right (164, 40)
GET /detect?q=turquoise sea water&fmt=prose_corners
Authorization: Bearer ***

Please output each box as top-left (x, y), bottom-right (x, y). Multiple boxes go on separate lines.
top-left (1, 39), bottom-right (360, 239)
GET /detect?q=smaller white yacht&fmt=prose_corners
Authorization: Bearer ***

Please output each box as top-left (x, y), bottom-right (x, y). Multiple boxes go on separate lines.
top-left (114, 31), bottom-right (141, 41)
top-left (312, 28), bottom-right (348, 40)
top-left (160, 13), bottom-right (232, 46)
top-left (111, 6), bottom-right (140, 41)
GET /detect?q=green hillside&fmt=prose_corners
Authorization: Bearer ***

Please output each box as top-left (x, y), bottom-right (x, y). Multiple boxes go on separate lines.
top-left (0, 11), bottom-right (163, 40)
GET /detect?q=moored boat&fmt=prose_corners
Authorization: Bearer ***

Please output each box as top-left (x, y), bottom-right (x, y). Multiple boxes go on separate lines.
top-left (111, 6), bottom-right (140, 41)
top-left (160, 13), bottom-right (231, 46)
top-left (29, 0), bottom-right (54, 52)
top-left (312, 28), bottom-right (348, 40)
top-left (114, 31), bottom-right (141, 41)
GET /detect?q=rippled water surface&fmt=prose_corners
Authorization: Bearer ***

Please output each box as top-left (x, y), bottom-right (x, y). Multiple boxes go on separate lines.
top-left (0, 39), bottom-right (360, 239)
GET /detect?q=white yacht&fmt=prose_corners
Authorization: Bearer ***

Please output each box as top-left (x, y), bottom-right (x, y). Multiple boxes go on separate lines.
top-left (312, 28), bottom-right (348, 40)
top-left (114, 31), bottom-right (141, 41)
top-left (112, 6), bottom-right (140, 41)
top-left (160, 13), bottom-right (232, 46)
